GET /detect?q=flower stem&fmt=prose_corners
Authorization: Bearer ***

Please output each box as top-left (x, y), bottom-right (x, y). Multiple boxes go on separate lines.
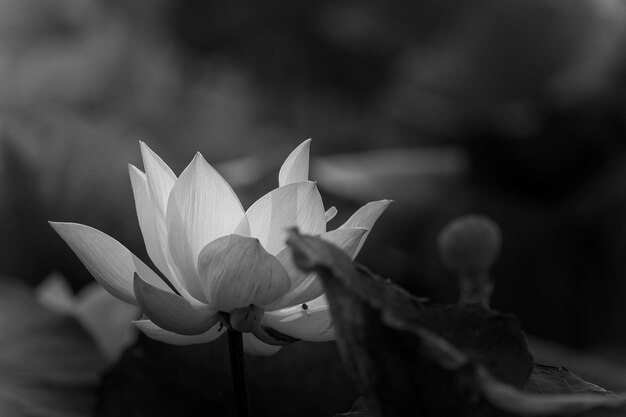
top-left (459, 272), bottom-right (492, 307)
top-left (228, 328), bottom-right (249, 417)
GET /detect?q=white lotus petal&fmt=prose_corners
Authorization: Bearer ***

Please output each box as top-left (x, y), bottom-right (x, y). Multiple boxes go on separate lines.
top-left (139, 142), bottom-right (177, 218)
top-left (139, 144), bottom-right (191, 294)
top-left (198, 235), bottom-right (291, 311)
top-left (167, 153), bottom-right (248, 301)
top-left (50, 222), bottom-right (169, 305)
top-left (134, 273), bottom-right (218, 335)
top-left (340, 199), bottom-right (391, 255)
top-left (129, 165), bottom-right (191, 299)
top-left (133, 319), bottom-right (225, 345)
top-left (278, 139), bottom-right (310, 187)
top-left (264, 304), bottom-right (335, 342)
top-left (242, 333), bottom-right (282, 356)
top-left (304, 294), bottom-right (329, 308)
top-left (246, 181), bottom-right (325, 255)
top-left (323, 227), bottom-right (368, 259)
top-left (265, 227), bottom-right (367, 310)
top-left (129, 166), bottom-right (173, 277)
top-left (325, 206), bottom-right (338, 222)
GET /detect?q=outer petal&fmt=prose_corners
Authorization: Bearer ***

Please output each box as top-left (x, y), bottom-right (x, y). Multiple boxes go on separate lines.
top-left (278, 139), bottom-right (310, 187)
top-left (134, 273), bottom-right (218, 335)
top-left (340, 199), bottom-right (391, 255)
top-left (129, 166), bottom-right (175, 279)
top-left (129, 165), bottom-right (195, 301)
top-left (139, 141), bottom-right (177, 217)
top-left (50, 222), bottom-right (169, 305)
top-left (242, 333), bottom-right (282, 356)
top-left (167, 153), bottom-right (249, 301)
top-left (322, 227), bottom-right (368, 259)
top-left (134, 319), bottom-right (225, 345)
top-left (264, 304), bottom-right (335, 342)
top-left (325, 206), bottom-right (338, 223)
top-left (304, 294), bottom-right (330, 308)
top-left (265, 227), bottom-right (367, 310)
top-left (198, 235), bottom-right (291, 311)
top-left (246, 181), bottom-right (325, 255)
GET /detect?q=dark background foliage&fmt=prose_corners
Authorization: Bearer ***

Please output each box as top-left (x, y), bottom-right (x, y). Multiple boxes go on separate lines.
top-left (2, 0), bottom-right (626, 415)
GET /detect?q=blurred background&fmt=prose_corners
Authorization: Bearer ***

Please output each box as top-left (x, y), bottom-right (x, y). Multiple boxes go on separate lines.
top-left (3, 0), bottom-right (626, 415)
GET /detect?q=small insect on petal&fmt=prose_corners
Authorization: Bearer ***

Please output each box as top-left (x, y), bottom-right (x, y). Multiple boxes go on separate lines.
top-left (264, 303), bottom-right (335, 342)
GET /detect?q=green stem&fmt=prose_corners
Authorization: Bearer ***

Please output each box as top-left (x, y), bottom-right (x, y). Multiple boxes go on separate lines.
top-left (459, 272), bottom-right (492, 307)
top-left (228, 328), bottom-right (249, 417)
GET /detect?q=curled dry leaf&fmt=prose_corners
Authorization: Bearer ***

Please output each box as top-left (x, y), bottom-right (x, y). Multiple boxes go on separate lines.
top-left (525, 364), bottom-right (614, 396)
top-left (286, 230), bottom-right (626, 417)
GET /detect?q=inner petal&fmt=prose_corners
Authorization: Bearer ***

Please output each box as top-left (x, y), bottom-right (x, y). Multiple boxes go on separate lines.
top-left (246, 181), bottom-right (326, 255)
top-left (198, 234), bottom-right (291, 312)
top-left (166, 153), bottom-right (248, 301)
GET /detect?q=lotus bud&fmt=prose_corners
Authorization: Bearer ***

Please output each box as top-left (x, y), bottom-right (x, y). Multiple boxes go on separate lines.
top-left (437, 215), bottom-right (501, 306)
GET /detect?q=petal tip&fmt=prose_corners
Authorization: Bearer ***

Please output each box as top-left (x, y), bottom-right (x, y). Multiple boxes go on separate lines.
top-left (293, 138), bottom-right (312, 151)
top-left (139, 141), bottom-right (164, 164)
top-left (48, 221), bottom-right (62, 233)
top-left (372, 199), bottom-right (393, 206)
top-left (139, 141), bottom-right (158, 167)
top-left (279, 140), bottom-right (312, 187)
top-left (48, 220), bottom-right (70, 232)
top-left (376, 199), bottom-right (393, 209)
top-left (304, 180), bottom-right (317, 189)
top-left (128, 163), bottom-right (144, 176)
top-left (190, 152), bottom-right (210, 169)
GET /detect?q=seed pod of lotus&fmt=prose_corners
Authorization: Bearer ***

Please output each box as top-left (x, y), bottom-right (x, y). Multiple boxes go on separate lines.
top-left (438, 215), bottom-right (501, 306)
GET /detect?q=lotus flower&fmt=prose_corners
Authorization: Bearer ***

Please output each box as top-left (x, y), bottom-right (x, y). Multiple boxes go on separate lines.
top-left (51, 140), bottom-right (389, 355)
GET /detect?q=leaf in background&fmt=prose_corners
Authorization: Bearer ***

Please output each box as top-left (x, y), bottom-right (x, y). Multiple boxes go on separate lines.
top-left (525, 364), bottom-right (613, 395)
top-left (416, 302), bottom-right (532, 387)
top-left (526, 335), bottom-right (626, 392)
top-left (287, 231), bottom-right (626, 416)
top-left (0, 111), bottom-right (144, 290)
top-left (96, 336), bottom-right (231, 417)
top-left (36, 273), bottom-right (140, 362)
top-left (0, 278), bottom-right (107, 417)
top-left (311, 147), bottom-right (468, 206)
top-left (97, 332), bottom-right (356, 417)
top-left (334, 396), bottom-right (377, 417)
